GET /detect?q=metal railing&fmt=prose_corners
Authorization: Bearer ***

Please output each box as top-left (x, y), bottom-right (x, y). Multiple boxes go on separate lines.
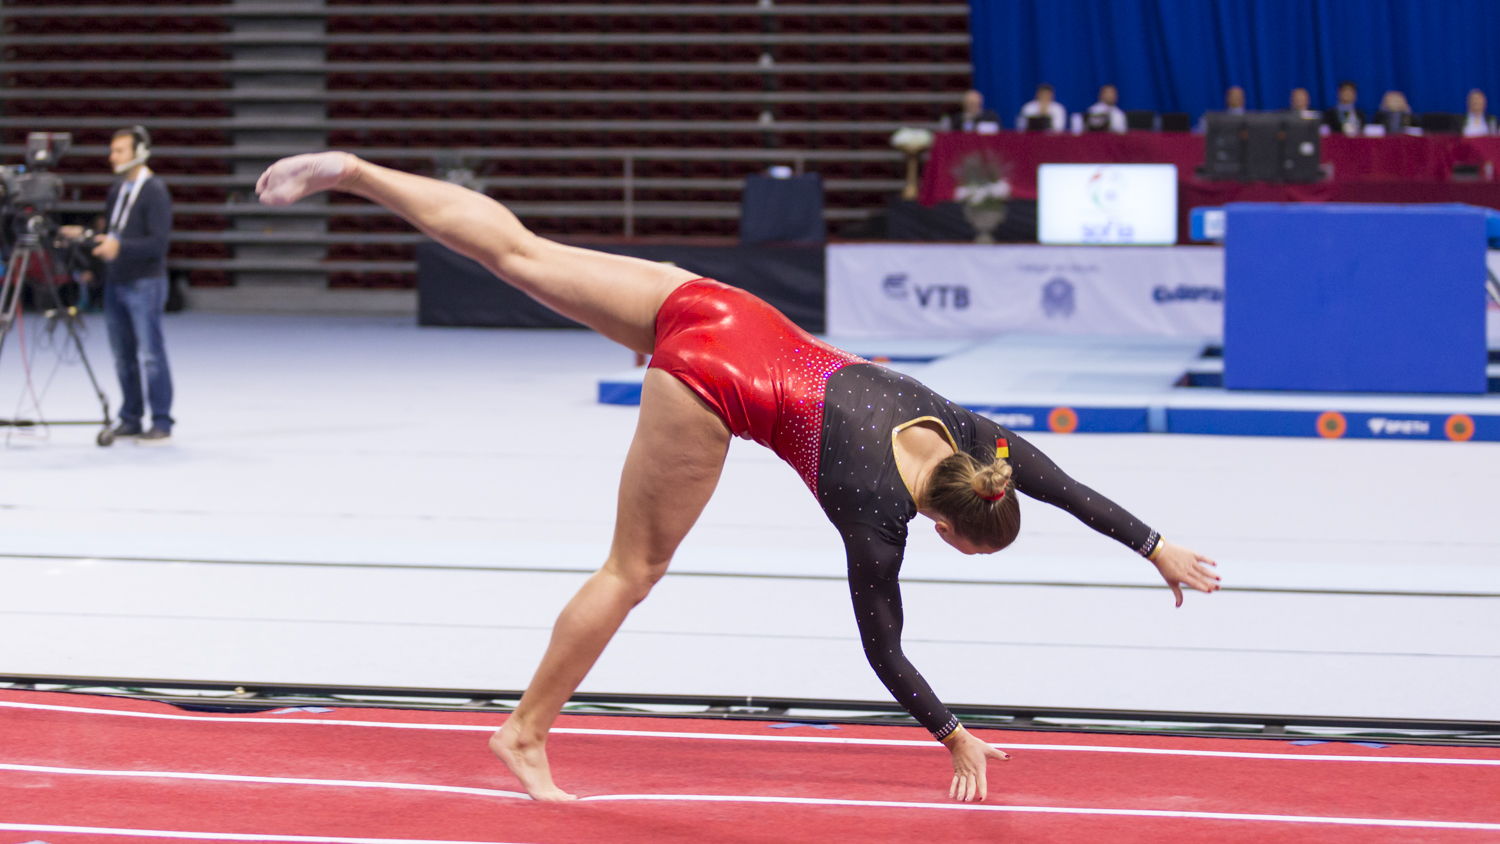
top-left (0, 3), bottom-right (970, 18)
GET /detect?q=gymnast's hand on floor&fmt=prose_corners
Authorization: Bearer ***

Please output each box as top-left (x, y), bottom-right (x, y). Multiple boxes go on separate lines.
top-left (942, 725), bottom-right (1010, 802)
top-left (256, 151), bottom-right (359, 206)
top-left (1152, 541), bottom-right (1220, 607)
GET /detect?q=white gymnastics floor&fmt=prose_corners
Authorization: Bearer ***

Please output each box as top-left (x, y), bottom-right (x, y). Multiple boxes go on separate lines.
top-left (1, 312), bottom-right (1498, 722)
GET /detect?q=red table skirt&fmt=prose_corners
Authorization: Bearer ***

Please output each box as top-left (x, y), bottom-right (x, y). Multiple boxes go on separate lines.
top-left (918, 131), bottom-right (1500, 204)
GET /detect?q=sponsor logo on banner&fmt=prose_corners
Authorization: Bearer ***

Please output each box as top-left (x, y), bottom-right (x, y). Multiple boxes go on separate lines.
top-left (1152, 285), bottom-right (1224, 303)
top-left (1446, 414), bottom-right (1475, 441)
top-left (1316, 411), bottom-right (1347, 438)
top-left (826, 244), bottom-right (1226, 338)
top-left (1367, 417), bottom-right (1431, 436)
top-left (1041, 277), bottom-right (1076, 318)
top-left (880, 272), bottom-right (969, 310)
top-left (913, 285), bottom-right (969, 309)
top-left (980, 411), bottom-right (1037, 429)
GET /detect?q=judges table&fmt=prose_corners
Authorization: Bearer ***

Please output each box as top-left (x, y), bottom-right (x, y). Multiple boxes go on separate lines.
top-left (919, 131), bottom-right (1500, 204)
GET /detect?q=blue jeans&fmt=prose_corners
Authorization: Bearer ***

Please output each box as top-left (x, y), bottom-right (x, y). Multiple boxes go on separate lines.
top-left (104, 275), bottom-right (173, 431)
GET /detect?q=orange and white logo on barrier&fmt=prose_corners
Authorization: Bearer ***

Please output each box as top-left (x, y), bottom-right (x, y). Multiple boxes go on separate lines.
top-left (1445, 414), bottom-right (1475, 442)
top-left (1316, 411), bottom-right (1347, 439)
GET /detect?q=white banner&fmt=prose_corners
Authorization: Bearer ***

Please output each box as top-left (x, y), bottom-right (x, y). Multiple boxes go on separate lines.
top-left (826, 243), bottom-right (1225, 339)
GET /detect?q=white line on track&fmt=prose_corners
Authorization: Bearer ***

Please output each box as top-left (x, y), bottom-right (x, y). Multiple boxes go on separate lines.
top-left (2, 763), bottom-right (1499, 833)
top-left (0, 823), bottom-right (533, 844)
top-left (0, 761), bottom-right (529, 800)
top-left (3, 698), bottom-right (1500, 767)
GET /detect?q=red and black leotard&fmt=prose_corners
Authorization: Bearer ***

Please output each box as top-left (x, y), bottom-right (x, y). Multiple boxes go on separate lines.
top-left (651, 279), bottom-right (1160, 739)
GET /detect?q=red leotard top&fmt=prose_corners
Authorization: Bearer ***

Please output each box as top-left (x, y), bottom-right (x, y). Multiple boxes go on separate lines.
top-left (649, 278), bottom-right (863, 491)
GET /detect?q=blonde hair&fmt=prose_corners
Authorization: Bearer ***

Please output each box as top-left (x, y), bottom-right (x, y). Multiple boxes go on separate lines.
top-left (918, 452), bottom-right (1022, 550)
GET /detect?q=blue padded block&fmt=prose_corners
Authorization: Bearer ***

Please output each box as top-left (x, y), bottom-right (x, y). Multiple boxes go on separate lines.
top-left (1223, 204), bottom-right (1488, 394)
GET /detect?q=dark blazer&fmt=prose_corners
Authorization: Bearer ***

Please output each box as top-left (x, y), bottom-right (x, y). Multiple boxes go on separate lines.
top-left (102, 175), bottom-right (172, 284)
top-left (1323, 105), bottom-right (1365, 132)
top-left (942, 108), bottom-right (1002, 132)
top-left (1372, 110), bottom-right (1415, 133)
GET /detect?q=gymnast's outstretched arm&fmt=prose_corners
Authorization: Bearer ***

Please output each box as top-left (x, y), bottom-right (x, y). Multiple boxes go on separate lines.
top-left (1002, 430), bottom-right (1220, 605)
top-left (257, 152), bottom-right (695, 355)
top-left (839, 523), bottom-right (1011, 802)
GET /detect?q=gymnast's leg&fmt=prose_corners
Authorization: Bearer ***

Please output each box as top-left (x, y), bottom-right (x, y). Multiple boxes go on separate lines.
top-left (256, 152), bottom-right (697, 355)
top-left (490, 367), bottom-right (731, 800)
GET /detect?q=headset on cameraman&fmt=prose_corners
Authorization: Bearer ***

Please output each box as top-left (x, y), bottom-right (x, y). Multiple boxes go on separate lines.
top-left (114, 125), bottom-right (151, 175)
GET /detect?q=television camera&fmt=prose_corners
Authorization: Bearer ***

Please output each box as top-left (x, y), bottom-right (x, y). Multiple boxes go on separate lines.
top-left (0, 132), bottom-right (116, 445)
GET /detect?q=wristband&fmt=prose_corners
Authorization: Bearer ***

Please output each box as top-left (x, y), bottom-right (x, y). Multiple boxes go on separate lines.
top-left (1146, 534), bottom-right (1166, 561)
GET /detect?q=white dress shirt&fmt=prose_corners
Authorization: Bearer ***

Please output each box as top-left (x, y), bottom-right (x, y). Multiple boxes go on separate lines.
top-left (1072, 102), bottom-right (1127, 133)
top-left (1016, 100), bottom-right (1067, 132)
top-left (1463, 112), bottom-right (1497, 137)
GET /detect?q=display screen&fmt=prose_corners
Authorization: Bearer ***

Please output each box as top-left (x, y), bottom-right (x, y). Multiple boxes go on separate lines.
top-left (1037, 164), bottom-right (1179, 245)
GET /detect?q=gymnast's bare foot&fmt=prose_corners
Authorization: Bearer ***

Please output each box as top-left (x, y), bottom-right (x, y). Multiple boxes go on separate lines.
top-left (255, 151), bottom-right (359, 206)
top-left (491, 722), bottom-right (577, 802)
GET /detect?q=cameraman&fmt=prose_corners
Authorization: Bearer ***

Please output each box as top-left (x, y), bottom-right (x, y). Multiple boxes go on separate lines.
top-left (63, 126), bottom-right (174, 444)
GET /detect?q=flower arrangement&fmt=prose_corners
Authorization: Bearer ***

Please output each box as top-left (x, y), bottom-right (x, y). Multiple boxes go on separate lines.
top-left (889, 127), bottom-right (934, 154)
top-left (952, 152), bottom-right (1011, 210)
top-left (890, 128), bottom-right (936, 200)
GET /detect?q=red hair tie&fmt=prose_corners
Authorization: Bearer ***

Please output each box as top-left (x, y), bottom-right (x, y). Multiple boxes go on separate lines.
top-left (979, 437), bottom-right (1011, 500)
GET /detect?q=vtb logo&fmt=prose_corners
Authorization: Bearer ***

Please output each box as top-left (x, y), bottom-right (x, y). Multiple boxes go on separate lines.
top-left (881, 273), bottom-right (970, 309)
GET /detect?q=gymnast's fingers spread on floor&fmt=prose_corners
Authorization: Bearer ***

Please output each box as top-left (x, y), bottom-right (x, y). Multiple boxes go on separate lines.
top-left (949, 772), bottom-right (960, 801)
top-left (1195, 565), bottom-right (1222, 588)
top-left (1169, 580), bottom-right (1184, 608)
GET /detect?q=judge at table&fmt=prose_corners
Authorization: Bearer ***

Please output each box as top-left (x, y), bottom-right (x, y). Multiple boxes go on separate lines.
top-left (1195, 86), bottom-right (1246, 132)
top-left (1016, 83), bottom-right (1067, 132)
top-left (1072, 84), bottom-right (1127, 133)
top-left (1372, 90), bottom-right (1415, 134)
top-left (1287, 87), bottom-right (1320, 120)
top-left (1463, 89), bottom-right (1497, 137)
top-left (940, 89), bottom-right (1002, 133)
top-left (1324, 80), bottom-right (1365, 135)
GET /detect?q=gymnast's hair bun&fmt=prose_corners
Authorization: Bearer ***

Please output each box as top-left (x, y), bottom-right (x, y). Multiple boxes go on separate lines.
top-left (971, 458), bottom-right (1013, 500)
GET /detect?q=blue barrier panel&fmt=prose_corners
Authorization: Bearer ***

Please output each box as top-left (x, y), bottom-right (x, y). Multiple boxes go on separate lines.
top-left (597, 380), bottom-right (644, 406)
top-left (1223, 204), bottom-right (1487, 394)
top-left (966, 405), bottom-right (1149, 434)
top-left (1168, 408), bottom-right (1498, 441)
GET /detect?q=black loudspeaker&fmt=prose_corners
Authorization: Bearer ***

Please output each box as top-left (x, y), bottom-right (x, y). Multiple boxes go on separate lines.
top-left (1243, 113), bottom-right (1284, 181)
top-left (1203, 112), bottom-right (1246, 180)
top-left (1203, 114), bottom-right (1324, 183)
top-left (1280, 117), bottom-right (1322, 182)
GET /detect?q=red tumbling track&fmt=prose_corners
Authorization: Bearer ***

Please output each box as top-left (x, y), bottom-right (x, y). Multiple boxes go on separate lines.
top-left (2, 689), bottom-right (1499, 844)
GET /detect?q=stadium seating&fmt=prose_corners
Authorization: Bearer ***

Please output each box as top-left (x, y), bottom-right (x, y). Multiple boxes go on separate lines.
top-left (2, 0), bottom-right (970, 289)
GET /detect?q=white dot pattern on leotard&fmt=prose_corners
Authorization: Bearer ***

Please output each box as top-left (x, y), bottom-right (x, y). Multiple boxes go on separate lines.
top-left (771, 341), bottom-right (865, 492)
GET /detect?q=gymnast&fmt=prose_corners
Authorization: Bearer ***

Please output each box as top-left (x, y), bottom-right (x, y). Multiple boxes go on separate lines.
top-left (257, 152), bottom-right (1220, 804)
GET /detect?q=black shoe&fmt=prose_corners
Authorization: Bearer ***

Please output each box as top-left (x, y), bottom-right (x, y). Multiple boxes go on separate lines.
top-left (137, 427), bottom-right (172, 446)
top-left (110, 421), bottom-right (143, 440)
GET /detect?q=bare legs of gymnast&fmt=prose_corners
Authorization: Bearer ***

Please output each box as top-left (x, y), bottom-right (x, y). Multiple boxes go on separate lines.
top-left (259, 153), bottom-right (734, 801)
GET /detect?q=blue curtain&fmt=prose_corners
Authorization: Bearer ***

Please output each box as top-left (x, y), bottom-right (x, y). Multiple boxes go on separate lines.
top-left (969, 0), bottom-right (1500, 123)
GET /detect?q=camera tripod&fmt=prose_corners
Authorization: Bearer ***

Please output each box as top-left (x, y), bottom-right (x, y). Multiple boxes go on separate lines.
top-left (0, 228), bottom-right (116, 446)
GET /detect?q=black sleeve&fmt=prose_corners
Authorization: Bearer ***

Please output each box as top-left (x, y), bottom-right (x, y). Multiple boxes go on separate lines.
top-left (1004, 430), bottom-right (1160, 557)
top-left (838, 522), bottom-right (960, 740)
